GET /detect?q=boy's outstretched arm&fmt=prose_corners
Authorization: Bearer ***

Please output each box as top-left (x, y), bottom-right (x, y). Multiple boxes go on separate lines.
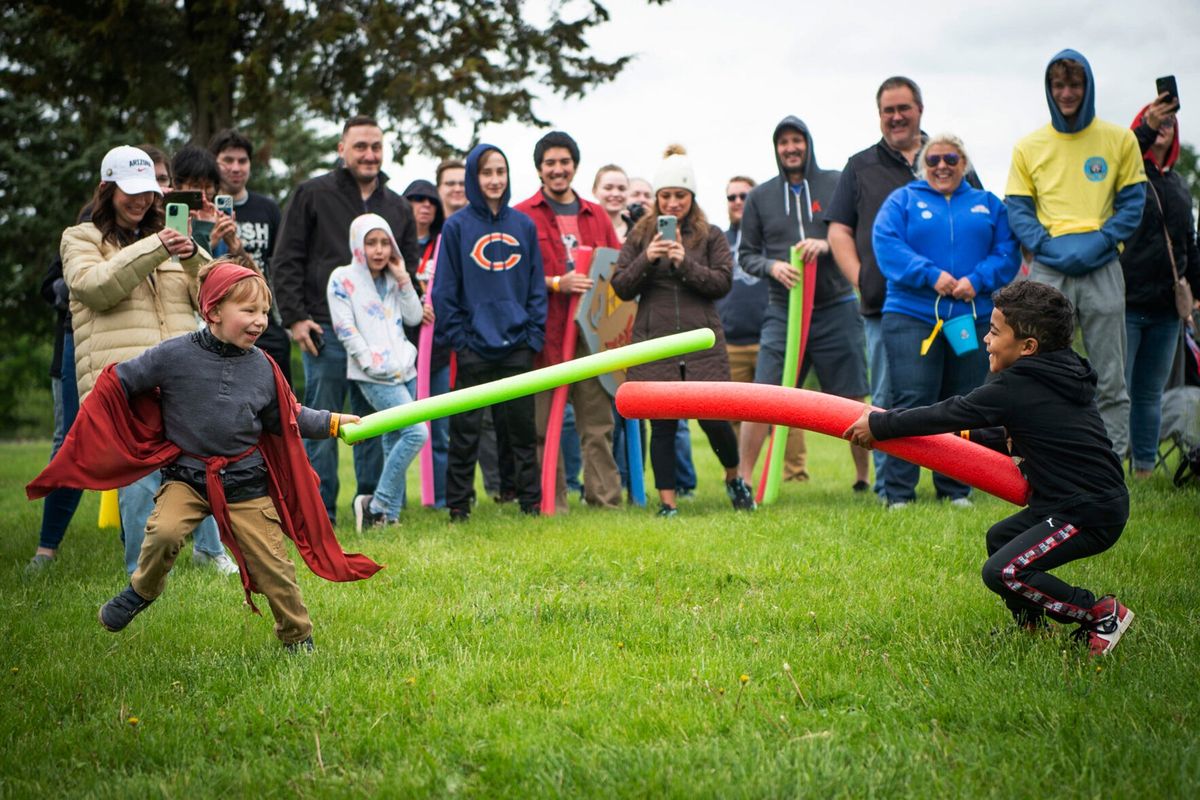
top-left (843, 407), bottom-right (877, 450)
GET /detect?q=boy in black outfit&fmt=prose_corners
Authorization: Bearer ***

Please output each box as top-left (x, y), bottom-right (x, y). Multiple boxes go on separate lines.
top-left (844, 281), bottom-right (1133, 655)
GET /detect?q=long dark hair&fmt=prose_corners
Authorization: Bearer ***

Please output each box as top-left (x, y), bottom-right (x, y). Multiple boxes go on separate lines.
top-left (628, 193), bottom-right (710, 251)
top-left (89, 181), bottom-right (164, 247)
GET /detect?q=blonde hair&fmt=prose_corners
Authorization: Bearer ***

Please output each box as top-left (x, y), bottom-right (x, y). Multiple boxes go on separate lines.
top-left (917, 133), bottom-right (970, 180)
top-left (592, 163), bottom-right (627, 191)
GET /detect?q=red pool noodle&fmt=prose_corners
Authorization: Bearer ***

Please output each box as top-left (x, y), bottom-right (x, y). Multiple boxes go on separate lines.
top-left (540, 247), bottom-right (593, 515)
top-left (616, 381), bottom-right (1030, 506)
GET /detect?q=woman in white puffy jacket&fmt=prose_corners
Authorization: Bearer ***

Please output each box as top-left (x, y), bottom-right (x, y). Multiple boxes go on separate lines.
top-left (328, 213), bottom-right (428, 530)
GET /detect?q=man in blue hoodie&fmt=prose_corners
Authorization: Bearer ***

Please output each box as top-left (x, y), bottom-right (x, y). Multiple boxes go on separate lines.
top-left (432, 144), bottom-right (547, 522)
top-left (738, 116), bottom-right (870, 491)
top-left (1005, 50), bottom-right (1147, 459)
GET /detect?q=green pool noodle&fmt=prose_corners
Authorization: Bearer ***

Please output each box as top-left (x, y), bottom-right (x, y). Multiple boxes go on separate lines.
top-left (341, 328), bottom-right (717, 444)
top-left (762, 247), bottom-right (804, 505)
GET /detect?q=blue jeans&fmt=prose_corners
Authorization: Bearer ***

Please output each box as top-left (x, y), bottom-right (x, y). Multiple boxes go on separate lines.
top-left (1125, 309), bottom-right (1180, 470)
top-left (612, 404), bottom-right (645, 489)
top-left (39, 331), bottom-right (82, 550)
top-left (358, 379), bottom-right (428, 520)
top-left (882, 312), bottom-right (989, 503)
top-left (429, 364), bottom-right (451, 508)
top-left (302, 324), bottom-right (383, 522)
top-left (864, 315), bottom-right (891, 497)
top-left (675, 419), bottom-right (696, 491)
top-left (120, 472), bottom-right (222, 575)
top-left (562, 402), bottom-right (583, 494)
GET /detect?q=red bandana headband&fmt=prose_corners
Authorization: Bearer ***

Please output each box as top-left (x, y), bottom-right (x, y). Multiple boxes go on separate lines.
top-left (199, 262), bottom-right (262, 321)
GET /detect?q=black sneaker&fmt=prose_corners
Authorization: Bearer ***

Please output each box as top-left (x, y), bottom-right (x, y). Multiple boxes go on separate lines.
top-left (725, 477), bottom-right (756, 511)
top-left (657, 503), bottom-right (678, 518)
top-left (520, 505), bottom-right (540, 517)
top-left (449, 508), bottom-right (471, 524)
top-left (675, 488), bottom-right (697, 501)
top-left (852, 480), bottom-right (870, 493)
top-left (493, 489), bottom-right (517, 504)
top-left (98, 584), bottom-right (153, 632)
top-left (284, 636), bottom-right (315, 654)
top-left (353, 494), bottom-right (385, 532)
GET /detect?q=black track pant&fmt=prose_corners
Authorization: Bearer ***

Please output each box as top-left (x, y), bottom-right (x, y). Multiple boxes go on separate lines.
top-left (980, 508), bottom-right (1123, 625)
top-left (446, 348), bottom-right (539, 512)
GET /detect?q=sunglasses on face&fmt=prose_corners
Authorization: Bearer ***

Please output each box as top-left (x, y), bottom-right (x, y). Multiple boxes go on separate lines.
top-left (925, 153), bottom-right (961, 167)
top-left (726, 193), bottom-right (748, 202)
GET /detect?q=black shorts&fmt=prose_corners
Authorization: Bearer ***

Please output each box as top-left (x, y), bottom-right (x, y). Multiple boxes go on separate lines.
top-left (754, 297), bottom-right (869, 398)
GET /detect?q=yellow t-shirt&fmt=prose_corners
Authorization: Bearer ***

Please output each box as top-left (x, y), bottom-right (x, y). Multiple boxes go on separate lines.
top-left (1005, 120), bottom-right (1146, 238)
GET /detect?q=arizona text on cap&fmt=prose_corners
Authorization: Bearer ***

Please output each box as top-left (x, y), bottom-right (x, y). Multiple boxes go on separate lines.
top-left (100, 145), bottom-right (164, 196)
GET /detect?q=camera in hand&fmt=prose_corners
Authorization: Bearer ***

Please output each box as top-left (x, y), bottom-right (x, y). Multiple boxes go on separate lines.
top-left (624, 203), bottom-right (646, 225)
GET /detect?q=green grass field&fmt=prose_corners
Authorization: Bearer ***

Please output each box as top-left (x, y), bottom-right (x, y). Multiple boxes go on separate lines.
top-left (2, 431), bottom-right (1198, 798)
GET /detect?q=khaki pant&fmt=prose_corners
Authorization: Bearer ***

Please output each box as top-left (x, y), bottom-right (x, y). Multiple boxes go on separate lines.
top-left (131, 481), bottom-right (313, 644)
top-left (536, 340), bottom-right (623, 512)
top-left (726, 343), bottom-right (808, 481)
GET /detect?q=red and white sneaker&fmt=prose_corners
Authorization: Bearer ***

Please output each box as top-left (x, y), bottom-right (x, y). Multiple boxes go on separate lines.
top-left (1074, 595), bottom-right (1134, 656)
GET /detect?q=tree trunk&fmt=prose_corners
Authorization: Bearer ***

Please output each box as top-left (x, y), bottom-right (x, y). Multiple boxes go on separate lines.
top-left (184, 0), bottom-right (240, 146)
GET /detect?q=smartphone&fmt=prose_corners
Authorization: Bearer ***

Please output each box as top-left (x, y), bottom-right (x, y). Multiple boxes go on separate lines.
top-left (163, 190), bottom-right (204, 211)
top-left (309, 328), bottom-right (325, 354)
top-left (215, 194), bottom-right (233, 215)
top-left (165, 203), bottom-right (189, 236)
top-left (656, 215), bottom-right (677, 241)
top-left (1156, 75), bottom-right (1179, 109)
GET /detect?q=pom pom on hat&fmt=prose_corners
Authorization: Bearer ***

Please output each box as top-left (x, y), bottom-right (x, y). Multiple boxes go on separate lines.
top-left (653, 143), bottom-right (696, 194)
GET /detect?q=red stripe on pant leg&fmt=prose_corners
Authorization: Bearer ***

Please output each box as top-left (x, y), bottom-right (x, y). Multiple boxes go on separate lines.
top-left (999, 521), bottom-right (1091, 621)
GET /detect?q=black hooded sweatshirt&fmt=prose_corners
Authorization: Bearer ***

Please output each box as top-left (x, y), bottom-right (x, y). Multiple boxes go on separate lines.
top-left (869, 348), bottom-right (1128, 528)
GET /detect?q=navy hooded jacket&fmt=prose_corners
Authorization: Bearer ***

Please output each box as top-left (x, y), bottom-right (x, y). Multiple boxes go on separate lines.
top-left (431, 144), bottom-right (547, 360)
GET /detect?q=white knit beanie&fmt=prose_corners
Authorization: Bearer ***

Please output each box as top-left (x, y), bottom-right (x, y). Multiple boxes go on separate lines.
top-left (652, 144), bottom-right (696, 194)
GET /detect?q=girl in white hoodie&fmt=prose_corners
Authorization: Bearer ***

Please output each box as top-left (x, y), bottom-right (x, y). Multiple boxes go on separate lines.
top-left (328, 214), bottom-right (428, 529)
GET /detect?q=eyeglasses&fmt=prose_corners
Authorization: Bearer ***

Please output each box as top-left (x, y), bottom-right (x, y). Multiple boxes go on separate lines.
top-left (726, 193), bottom-right (748, 202)
top-left (924, 153), bottom-right (961, 167)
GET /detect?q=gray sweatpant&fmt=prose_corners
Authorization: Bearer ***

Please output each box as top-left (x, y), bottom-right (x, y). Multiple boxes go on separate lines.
top-left (1027, 258), bottom-right (1129, 460)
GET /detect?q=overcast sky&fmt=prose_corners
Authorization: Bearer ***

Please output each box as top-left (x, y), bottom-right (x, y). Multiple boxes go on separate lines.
top-left (386, 0), bottom-right (1200, 228)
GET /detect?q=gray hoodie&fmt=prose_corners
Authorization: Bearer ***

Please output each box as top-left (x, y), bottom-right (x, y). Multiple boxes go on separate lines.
top-left (739, 116), bottom-right (855, 310)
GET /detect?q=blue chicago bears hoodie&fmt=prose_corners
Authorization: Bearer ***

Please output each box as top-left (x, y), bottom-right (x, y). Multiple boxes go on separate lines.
top-left (432, 143), bottom-right (546, 359)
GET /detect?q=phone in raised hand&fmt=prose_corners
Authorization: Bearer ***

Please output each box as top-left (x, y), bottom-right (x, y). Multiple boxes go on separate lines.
top-left (656, 215), bottom-right (677, 242)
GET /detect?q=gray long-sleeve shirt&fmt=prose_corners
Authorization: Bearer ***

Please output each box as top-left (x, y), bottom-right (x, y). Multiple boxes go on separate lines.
top-left (116, 329), bottom-right (331, 476)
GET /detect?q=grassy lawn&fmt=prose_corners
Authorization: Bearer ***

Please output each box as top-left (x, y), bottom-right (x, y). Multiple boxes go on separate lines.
top-left (2, 430), bottom-right (1198, 798)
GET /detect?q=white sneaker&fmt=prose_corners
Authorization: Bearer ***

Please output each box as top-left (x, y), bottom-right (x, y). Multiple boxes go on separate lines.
top-left (949, 497), bottom-right (973, 509)
top-left (193, 549), bottom-right (240, 576)
top-left (887, 501), bottom-right (910, 512)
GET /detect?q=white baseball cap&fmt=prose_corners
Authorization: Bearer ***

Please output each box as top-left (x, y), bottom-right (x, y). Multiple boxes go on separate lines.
top-left (99, 146), bottom-right (163, 196)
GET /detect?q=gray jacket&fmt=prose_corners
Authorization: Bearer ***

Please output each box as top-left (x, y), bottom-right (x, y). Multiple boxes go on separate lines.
top-left (739, 115), bottom-right (855, 310)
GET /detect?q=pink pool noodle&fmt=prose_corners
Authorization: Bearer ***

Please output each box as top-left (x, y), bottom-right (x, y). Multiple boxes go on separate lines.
top-left (617, 381), bottom-right (1030, 506)
top-left (417, 235), bottom-right (442, 507)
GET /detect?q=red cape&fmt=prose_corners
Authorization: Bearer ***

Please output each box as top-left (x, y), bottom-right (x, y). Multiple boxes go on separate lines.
top-left (28, 360), bottom-right (382, 610)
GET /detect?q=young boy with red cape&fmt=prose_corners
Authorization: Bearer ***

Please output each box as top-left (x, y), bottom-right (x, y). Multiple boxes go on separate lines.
top-left (27, 260), bottom-right (382, 652)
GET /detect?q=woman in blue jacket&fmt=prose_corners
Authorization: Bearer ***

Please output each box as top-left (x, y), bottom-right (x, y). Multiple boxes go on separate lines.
top-left (872, 133), bottom-right (1020, 508)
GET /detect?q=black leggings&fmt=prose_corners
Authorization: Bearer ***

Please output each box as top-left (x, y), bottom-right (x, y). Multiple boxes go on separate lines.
top-left (649, 417), bottom-right (738, 491)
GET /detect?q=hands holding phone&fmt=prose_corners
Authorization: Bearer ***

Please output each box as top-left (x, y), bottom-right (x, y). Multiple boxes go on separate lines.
top-left (157, 227), bottom-right (195, 257)
top-left (646, 232), bottom-right (684, 267)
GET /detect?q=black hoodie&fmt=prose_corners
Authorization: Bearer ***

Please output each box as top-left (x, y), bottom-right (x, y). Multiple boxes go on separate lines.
top-left (870, 349), bottom-right (1128, 527)
top-left (739, 116), bottom-right (854, 310)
